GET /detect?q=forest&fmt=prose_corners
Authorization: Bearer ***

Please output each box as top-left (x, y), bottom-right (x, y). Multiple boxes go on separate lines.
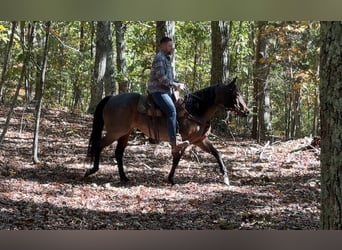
top-left (0, 21), bottom-right (340, 230)
top-left (0, 21), bottom-right (321, 139)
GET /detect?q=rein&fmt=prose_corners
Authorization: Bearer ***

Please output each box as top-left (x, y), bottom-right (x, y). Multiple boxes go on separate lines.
top-left (181, 86), bottom-right (213, 136)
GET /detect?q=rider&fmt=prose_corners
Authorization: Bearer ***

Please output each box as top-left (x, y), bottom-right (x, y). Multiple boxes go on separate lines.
top-left (148, 36), bottom-right (189, 153)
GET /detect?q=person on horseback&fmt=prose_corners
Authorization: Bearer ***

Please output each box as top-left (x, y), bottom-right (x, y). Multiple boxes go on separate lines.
top-left (148, 36), bottom-right (189, 153)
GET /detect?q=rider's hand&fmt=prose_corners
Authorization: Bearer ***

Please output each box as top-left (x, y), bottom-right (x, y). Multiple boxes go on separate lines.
top-left (173, 82), bottom-right (186, 90)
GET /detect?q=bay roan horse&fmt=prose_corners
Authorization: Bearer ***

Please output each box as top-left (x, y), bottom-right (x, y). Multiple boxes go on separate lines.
top-left (85, 78), bottom-right (249, 185)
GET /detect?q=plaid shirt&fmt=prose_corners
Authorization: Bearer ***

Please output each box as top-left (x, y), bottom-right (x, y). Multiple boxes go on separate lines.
top-left (148, 51), bottom-right (176, 94)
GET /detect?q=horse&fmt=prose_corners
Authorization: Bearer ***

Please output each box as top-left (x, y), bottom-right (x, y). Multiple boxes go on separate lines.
top-left (85, 78), bottom-right (249, 185)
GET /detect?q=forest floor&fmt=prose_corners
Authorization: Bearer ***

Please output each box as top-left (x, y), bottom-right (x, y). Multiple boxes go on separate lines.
top-left (0, 106), bottom-right (320, 229)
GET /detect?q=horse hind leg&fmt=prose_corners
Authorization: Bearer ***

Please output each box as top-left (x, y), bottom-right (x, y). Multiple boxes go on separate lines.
top-left (115, 134), bottom-right (130, 182)
top-left (84, 135), bottom-right (116, 178)
top-left (84, 150), bottom-right (101, 178)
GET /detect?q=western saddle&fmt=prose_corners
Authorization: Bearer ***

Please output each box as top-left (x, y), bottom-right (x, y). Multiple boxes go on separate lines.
top-left (137, 90), bottom-right (187, 118)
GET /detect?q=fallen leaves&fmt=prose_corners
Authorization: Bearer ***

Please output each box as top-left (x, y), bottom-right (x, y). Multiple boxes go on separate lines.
top-left (0, 106), bottom-right (320, 229)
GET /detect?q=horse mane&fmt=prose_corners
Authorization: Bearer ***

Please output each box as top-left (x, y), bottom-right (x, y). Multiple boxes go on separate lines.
top-left (184, 85), bottom-right (218, 117)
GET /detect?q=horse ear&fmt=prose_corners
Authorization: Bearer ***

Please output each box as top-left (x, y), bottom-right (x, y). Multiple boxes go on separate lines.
top-left (227, 77), bottom-right (237, 87)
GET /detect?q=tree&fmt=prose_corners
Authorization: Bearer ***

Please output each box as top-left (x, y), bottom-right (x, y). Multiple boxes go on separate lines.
top-left (0, 21), bottom-right (321, 137)
top-left (252, 21), bottom-right (271, 141)
top-left (174, 21), bottom-right (211, 90)
top-left (0, 22), bottom-right (35, 144)
top-left (72, 21), bottom-right (86, 109)
top-left (0, 21), bottom-right (17, 104)
top-left (210, 21), bottom-right (230, 85)
top-left (33, 21), bottom-right (51, 163)
top-left (115, 21), bottom-right (130, 93)
top-left (88, 21), bottom-right (115, 113)
top-left (320, 21), bottom-right (342, 229)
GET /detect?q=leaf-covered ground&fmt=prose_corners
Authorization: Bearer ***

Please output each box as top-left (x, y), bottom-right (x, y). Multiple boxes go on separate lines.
top-left (0, 107), bottom-right (320, 229)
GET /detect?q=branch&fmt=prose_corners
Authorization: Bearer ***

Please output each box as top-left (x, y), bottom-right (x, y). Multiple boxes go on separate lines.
top-left (42, 23), bottom-right (81, 54)
top-left (289, 137), bottom-right (321, 154)
top-left (258, 141), bottom-right (270, 162)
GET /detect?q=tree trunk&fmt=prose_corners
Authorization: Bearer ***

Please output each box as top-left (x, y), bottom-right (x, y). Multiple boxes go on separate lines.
top-left (253, 21), bottom-right (271, 141)
top-left (0, 22), bottom-right (34, 144)
top-left (0, 21), bottom-right (17, 104)
top-left (312, 84), bottom-right (319, 136)
top-left (291, 85), bottom-right (302, 138)
top-left (33, 21), bottom-right (51, 164)
top-left (115, 21), bottom-right (130, 94)
top-left (320, 21), bottom-right (342, 229)
top-left (24, 22), bottom-right (34, 105)
top-left (104, 22), bottom-right (115, 96)
top-left (210, 21), bottom-right (230, 85)
top-left (34, 25), bottom-right (44, 102)
top-left (251, 24), bottom-right (258, 139)
top-left (73, 21), bottom-right (86, 109)
top-left (88, 21), bottom-right (115, 113)
top-left (90, 21), bottom-right (95, 59)
top-left (156, 21), bottom-right (176, 77)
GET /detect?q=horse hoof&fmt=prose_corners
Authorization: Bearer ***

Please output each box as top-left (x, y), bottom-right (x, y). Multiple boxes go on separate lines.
top-left (223, 176), bottom-right (230, 186)
top-left (168, 177), bottom-right (175, 186)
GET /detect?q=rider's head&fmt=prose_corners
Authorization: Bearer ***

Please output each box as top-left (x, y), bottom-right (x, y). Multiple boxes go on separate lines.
top-left (160, 37), bottom-right (173, 55)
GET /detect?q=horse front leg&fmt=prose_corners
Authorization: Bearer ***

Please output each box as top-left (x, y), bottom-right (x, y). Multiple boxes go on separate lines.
top-left (168, 147), bottom-right (187, 185)
top-left (195, 138), bottom-right (230, 186)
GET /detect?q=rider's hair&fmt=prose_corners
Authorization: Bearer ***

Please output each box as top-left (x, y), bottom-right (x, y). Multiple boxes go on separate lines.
top-left (160, 36), bottom-right (172, 45)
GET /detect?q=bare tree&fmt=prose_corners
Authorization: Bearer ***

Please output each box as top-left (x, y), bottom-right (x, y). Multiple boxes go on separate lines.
top-left (32, 21), bottom-right (51, 164)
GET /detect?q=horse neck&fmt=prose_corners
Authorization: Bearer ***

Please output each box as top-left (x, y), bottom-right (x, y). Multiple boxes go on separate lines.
top-left (201, 102), bottom-right (221, 122)
top-left (188, 86), bottom-right (221, 122)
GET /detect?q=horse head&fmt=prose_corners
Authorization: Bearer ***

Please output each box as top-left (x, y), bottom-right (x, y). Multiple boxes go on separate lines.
top-left (218, 78), bottom-right (249, 117)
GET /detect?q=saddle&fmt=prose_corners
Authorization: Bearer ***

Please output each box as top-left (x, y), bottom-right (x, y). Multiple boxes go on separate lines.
top-left (137, 91), bottom-right (187, 118)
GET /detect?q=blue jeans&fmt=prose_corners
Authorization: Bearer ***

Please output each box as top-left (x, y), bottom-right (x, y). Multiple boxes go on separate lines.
top-left (150, 92), bottom-right (177, 144)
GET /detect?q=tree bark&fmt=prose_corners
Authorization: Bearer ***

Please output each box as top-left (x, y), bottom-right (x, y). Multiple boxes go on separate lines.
top-left (104, 22), bottom-right (115, 96)
top-left (88, 21), bottom-right (115, 113)
top-left (210, 21), bottom-right (230, 85)
top-left (115, 21), bottom-right (130, 93)
top-left (0, 22), bottom-right (34, 144)
top-left (33, 21), bottom-right (51, 164)
top-left (312, 84), bottom-right (319, 136)
top-left (253, 21), bottom-right (271, 141)
top-left (0, 21), bottom-right (17, 104)
top-left (320, 21), bottom-right (342, 229)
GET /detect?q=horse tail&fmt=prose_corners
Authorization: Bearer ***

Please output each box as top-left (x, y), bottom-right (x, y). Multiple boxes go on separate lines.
top-left (87, 96), bottom-right (111, 161)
